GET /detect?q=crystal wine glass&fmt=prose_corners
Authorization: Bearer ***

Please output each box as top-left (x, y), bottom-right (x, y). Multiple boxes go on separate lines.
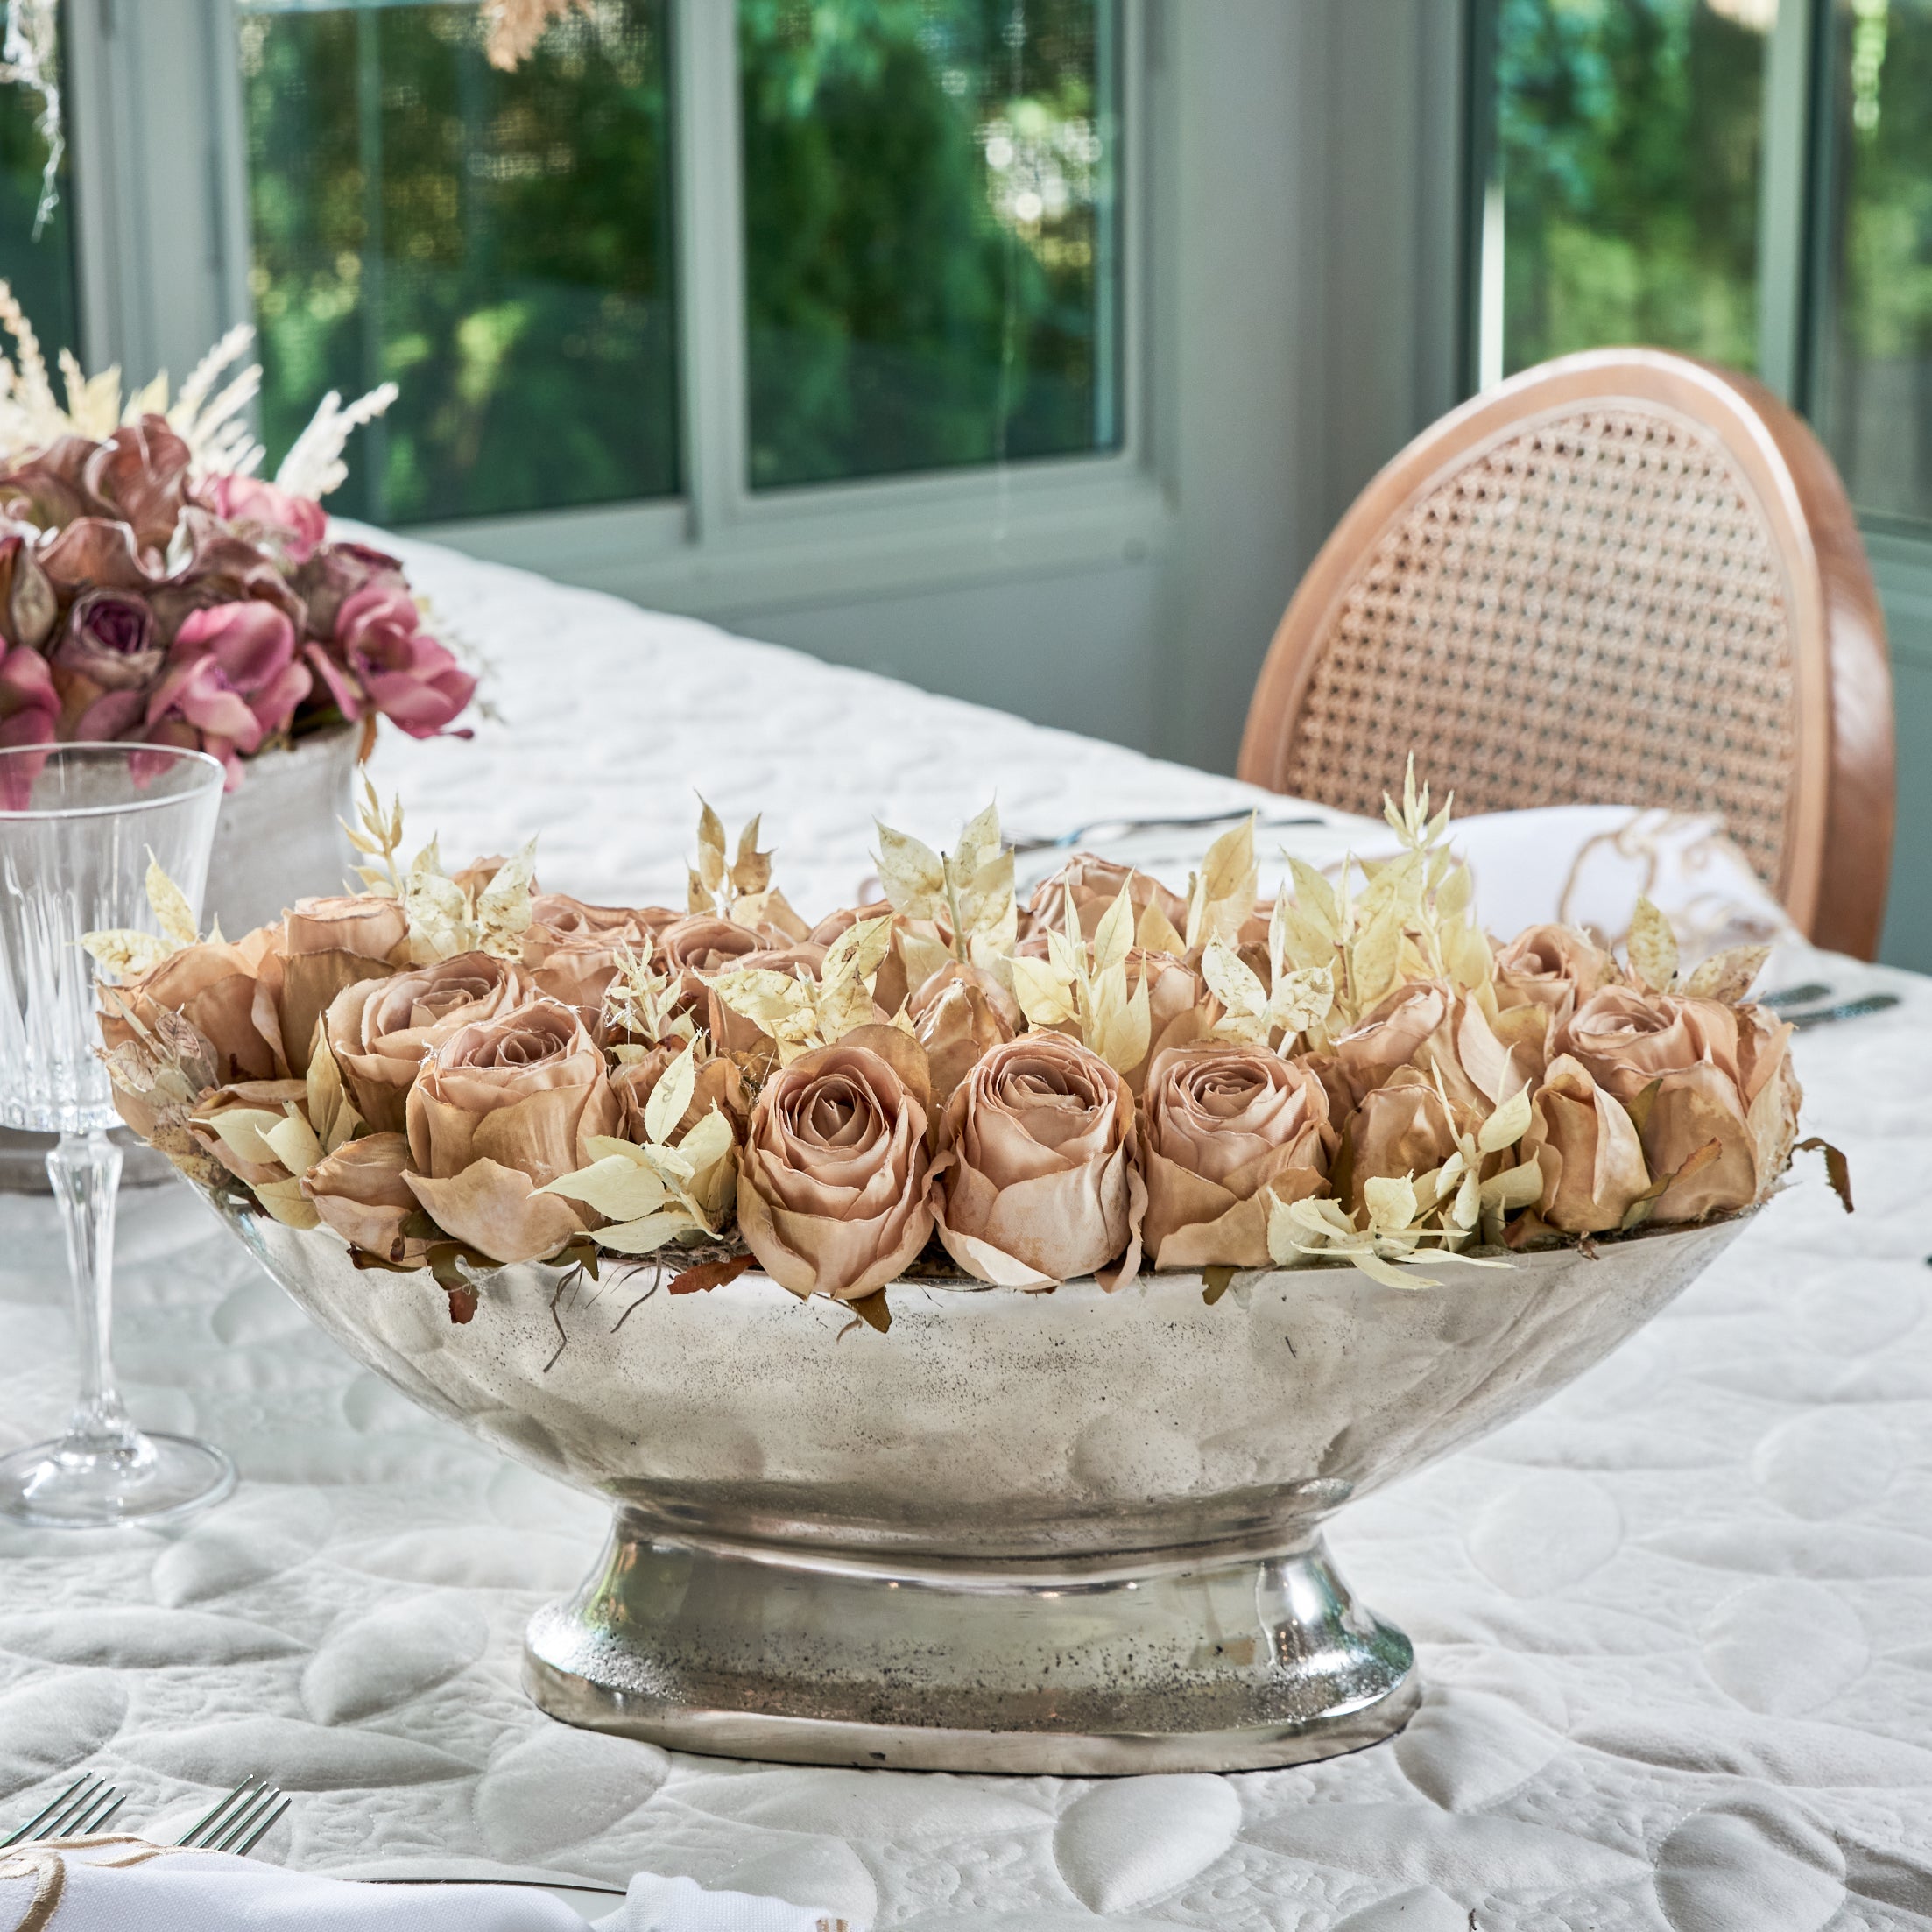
top-left (0, 743), bottom-right (236, 1527)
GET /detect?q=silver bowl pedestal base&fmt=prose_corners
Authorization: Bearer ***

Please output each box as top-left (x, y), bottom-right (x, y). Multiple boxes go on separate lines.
top-left (525, 1515), bottom-right (1418, 1773)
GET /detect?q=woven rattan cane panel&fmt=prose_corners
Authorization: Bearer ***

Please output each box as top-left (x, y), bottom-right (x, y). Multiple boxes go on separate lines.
top-left (1282, 406), bottom-right (1799, 889)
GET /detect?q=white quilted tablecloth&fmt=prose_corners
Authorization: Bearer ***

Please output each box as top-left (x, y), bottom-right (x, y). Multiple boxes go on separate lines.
top-left (3, 541), bottom-right (1930, 1931)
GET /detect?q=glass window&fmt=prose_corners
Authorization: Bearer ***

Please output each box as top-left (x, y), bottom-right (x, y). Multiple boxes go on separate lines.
top-left (1480, 0), bottom-right (1774, 383)
top-left (0, 30), bottom-right (76, 360)
top-left (738, 0), bottom-right (1121, 490)
top-left (1814, 0), bottom-right (1932, 528)
top-left (236, 0), bottom-right (678, 526)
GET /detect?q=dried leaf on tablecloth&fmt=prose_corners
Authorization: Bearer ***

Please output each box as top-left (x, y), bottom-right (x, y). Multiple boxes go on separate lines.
top-left (1795, 1136), bottom-right (1854, 1215)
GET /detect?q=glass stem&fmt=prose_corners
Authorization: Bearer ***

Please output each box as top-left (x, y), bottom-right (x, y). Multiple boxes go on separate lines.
top-left (47, 1129), bottom-right (137, 1452)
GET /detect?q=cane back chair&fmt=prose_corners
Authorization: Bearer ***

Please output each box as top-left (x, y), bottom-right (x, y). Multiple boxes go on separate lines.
top-left (1237, 349), bottom-right (1896, 958)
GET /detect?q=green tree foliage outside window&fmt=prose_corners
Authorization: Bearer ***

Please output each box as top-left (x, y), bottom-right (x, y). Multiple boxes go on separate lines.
top-left (240, 0), bottom-right (678, 526)
top-left (740, 0), bottom-right (1118, 489)
top-left (1492, 0), bottom-right (1769, 377)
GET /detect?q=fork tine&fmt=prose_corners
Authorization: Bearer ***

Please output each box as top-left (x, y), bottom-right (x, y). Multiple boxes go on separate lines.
top-left (175, 1777), bottom-right (261, 1850)
top-left (229, 1793), bottom-right (287, 1858)
top-left (39, 1777), bottom-right (111, 1843)
top-left (2, 1776), bottom-right (88, 1849)
top-left (65, 1786), bottom-right (125, 1838)
top-left (209, 1783), bottom-right (282, 1854)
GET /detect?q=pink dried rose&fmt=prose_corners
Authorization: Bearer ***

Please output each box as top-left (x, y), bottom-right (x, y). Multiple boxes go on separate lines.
top-left (324, 951), bottom-right (533, 1133)
top-left (140, 601), bottom-right (314, 782)
top-left (1520, 1054), bottom-right (1652, 1234)
top-left (51, 589), bottom-right (162, 739)
top-left (735, 1027), bottom-right (934, 1301)
top-left (404, 998), bottom-right (619, 1264)
top-left (931, 1031), bottom-right (1143, 1289)
top-left (201, 475), bottom-right (328, 565)
top-left (0, 608), bottom-right (58, 751)
top-left (1141, 1042), bottom-right (1333, 1268)
top-left (1559, 986), bottom-right (1799, 1223)
top-left (0, 531), bottom-right (57, 652)
top-left (301, 1132), bottom-right (424, 1264)
top-left (292, 540), bottom-right (410, 640)
top-left (310, 585), bottom-right (475, 740)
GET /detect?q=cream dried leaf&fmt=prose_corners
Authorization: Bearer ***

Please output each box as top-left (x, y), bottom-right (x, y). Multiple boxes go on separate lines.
top-left (1627, 895), bottom-right (1680, 992)
top-left (1682, 943), bottom-right (1770, 1005)
top-left (874, 821), bottom-right (948, 922)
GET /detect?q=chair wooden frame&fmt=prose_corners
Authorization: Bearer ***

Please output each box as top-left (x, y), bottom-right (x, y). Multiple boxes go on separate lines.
top-left (1238, 349), bottom-right (1896, 958)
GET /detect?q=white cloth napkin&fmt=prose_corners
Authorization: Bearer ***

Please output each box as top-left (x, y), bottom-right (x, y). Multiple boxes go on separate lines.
top-left (0, 1840), bottom-right (849, 1932)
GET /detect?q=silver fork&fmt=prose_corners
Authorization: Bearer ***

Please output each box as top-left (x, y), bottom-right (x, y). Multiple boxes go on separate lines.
top-left (1, 1773), bottom-right (126, 1846)
top-left (173, 1776), bottom-right (289, 1856)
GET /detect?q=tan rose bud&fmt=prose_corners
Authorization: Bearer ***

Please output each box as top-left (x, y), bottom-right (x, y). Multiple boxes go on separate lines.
top-left (187, 1078), bottom-right (311, 1188)
top-left (736, 1028), bottom-right (934, 1301)
top-left (932, 1032), bottom-right (1143, 1289)
top-left (1318, 980), bottom-right (1520, 1119)
top-left (1340, 1068), bottom-right (1463, 1211)
top-left (301, 1131), bottom-right (422, 1262)
top-left (809, 903), bottom-right (945, 1016)
top-left (611, 1043), bottom-right (747, 1144)
top-left (906, 962), bottom-right (1021, 1106)
top-left (101, 929), bottom-right (283, 1083)
top-left (261, 893), bottom-right (410, 1077)
top-left (1122, 949), bottom-right (1216, 1094)
top-left (403, 998), bottom-right (618, 1263)
top-left (1141, 1043), bottom-right (1333, 1268)
top-left (324, 950), bottom-right (532, 1132)
top-left (1521, 1053), bottom-right (1651, 1233)
top-left (705, 942), bottom-right (829, 1058)
top-left (1026, 852), bottom-right (1187, 944)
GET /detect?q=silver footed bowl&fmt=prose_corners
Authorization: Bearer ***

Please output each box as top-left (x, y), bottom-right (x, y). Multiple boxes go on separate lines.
top-left (204, 1183), bottom-right (1750, 1774)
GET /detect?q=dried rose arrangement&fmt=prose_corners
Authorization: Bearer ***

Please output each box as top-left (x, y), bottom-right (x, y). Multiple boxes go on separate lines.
top-left (0, 284), bottom-right (476, 787)
top-left (94, 770), bottom-right (1838, 1328)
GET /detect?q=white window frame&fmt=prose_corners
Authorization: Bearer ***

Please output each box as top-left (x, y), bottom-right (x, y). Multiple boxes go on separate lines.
top-left (60, 0), bottom-right (1167, 622)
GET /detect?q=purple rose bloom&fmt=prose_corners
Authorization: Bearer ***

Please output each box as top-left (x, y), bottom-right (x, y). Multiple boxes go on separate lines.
top-left (55, 589), bottom-right (162, 691)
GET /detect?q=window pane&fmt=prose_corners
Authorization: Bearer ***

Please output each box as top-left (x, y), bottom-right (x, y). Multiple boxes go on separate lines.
top-left (1815, 0), bottom-right (1932, 528)
top-left (0, 49), bottom-right (77, 359)
top-left (237, 0), bottom-right (677, 525)
top-left (1485, 0), bottom-right (1772, 380)
top-left (740, 0), bottom-right (1120, 490)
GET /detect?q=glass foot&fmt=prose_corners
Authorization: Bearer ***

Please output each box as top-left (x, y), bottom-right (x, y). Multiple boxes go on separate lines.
top-left (0, 1429), bottom-right (236, 1528)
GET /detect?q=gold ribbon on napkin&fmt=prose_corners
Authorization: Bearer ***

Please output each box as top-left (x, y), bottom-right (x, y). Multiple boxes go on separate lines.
top-left (1, 1835), bottom-right (184, 1932)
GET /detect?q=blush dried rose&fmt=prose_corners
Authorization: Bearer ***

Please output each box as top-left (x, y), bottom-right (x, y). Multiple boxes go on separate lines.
top-left (1026, 853), bottom-right (1187, 945)
top-left (258, 894), bottom-right (409, 1077)
top-left (1556, 986), bottom-right (1797, 1222)
top-left (325, 951), bottom-right (532, 1132)
top-left (1493, 923), bottom-right (1622, 1020)
top-left (201, 475), bottom-right (328, 565)
top-left (405, 998), bottom-right (619, 1264)
top-left (705, 941), bottom-right (830, 1057)
top-left (906, 962), bottom-right (1021, 1106)
top-left (521, 893), bottom-right (666, 1021)
top-left (140, 601), bottom-right (314, 783)
top-left (1520, 1054), bottom-right (1651, 1233)
top-left (1339, 1068), bottom-right (1464, 1211)
top-left (735, 1027), bottom-right (933, 1301)
top-left (1141, 1043), bottom-right (1333, 1268)
top-left (100, 928), bottom-right (284, 1082)
top-left (1121, 949), bottom-right (1216, 1093)
top-left (1317, 980), bottom-right (1519, 1120)
top-left (932, 1031), bottom-right (1143, 1289)
top-left (302, 1132), bottom-right (422, 1263)
top-left (187, 1078), bottom-right (311, 1188)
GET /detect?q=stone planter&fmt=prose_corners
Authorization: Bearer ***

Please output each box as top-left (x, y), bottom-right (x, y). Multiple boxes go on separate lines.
top-left (0, 727), bottom-right (363, 1194)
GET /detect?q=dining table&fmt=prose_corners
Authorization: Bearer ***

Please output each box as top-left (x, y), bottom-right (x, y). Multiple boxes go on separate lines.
top-left (2, 534), bottom-right (1929, 1931)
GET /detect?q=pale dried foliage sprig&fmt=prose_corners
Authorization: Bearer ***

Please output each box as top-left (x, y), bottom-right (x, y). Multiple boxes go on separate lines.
top-left (1008, 884), bottom-right (1150, 1077)
top-left (96, 994), bottom-right (223, 1183)
top-left (874, 801), bottom-right (1018, 969)
top-left (81, 855), bottom-right (211, 980)
top-left (687, 798), bottom-right (808, 938)
top-left (603, 943), bottom-right (696, 1047)
top-left (1624, 894), bottom-right (1769, 1005)
top-left (273, 379), bottom-right (399, 501)
top-left (1182, 815), bottom-right (1259, 953)
top-left (711, 914), bottom-right (894, 1067)
top-left (1272, 758), bottom-right (1491, 1046)
top-left (1201, 890), bottom-right (1335, 1052)
top-left (346, 780), bottom-right (535, 963)
top-left (540, 1042), bottom-right (737, 1253)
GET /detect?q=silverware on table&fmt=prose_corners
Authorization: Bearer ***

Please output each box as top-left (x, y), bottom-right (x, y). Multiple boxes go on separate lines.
top-left (1009, 808), bottom-right (1332, 856)
top-left (174, 1776), bottom-right (289, 1856)
top-left (1, 1774), bottom-right (125, 1846)
top-left (1786, 992), bottom-right (1902, 1030)
top-left (1760, 982), bottom-right (1832, 1009)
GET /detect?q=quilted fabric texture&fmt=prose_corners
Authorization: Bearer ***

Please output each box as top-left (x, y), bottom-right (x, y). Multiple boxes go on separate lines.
top-left (1, 543), bottom-right (1928, 1929)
